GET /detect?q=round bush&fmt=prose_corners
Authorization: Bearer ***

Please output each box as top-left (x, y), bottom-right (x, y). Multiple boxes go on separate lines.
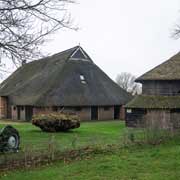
top-left (32, 113), bottom-right (80, 132)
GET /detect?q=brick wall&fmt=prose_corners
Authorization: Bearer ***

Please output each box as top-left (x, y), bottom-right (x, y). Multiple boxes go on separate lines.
top-left (33, 107), bottom-right (91, 121)
top-left (33, 107), bottom-right (52, 115)
top-left (98, 106), bottom-right (114, 120)
top-left (76, 107), bottom-right (91, 121)
top-left (0, 97), bottom-right (7, 119)
top-left (120, 106), bottom-right (125, 120)
top-left (33, 106), bottom-right (122, 121)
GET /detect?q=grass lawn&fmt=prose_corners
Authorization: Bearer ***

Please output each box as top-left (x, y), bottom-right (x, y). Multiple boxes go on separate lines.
top-left (1, 120), bottom-right (180, 180)
top-left (1, 142), bottom-right (180, 180)
top-left (0, 120), bottom-right (125, 151)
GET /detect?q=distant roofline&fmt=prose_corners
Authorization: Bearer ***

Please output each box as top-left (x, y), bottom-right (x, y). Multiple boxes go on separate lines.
top-left (136, 78), bottom-right (180, 82)
top-left (136, 51), bottom-right (180, 81)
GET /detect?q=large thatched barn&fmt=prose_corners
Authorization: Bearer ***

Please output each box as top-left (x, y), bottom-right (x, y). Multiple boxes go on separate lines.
top-left (0, 46), bottom-right (131, 121)
top-left (125, 52), bottom-right (180, 129)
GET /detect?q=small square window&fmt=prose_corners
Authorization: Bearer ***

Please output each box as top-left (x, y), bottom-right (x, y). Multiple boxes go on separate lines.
top-left (126, 109), bottom-right (132, 113)
top-left (80, 75), bottom-right (85, 81)
top-left (81, 80), bottom-right (87, 84)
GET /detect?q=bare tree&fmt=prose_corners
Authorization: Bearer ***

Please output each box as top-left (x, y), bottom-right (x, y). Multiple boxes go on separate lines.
top-left (0, 0), bottom-right (76, 67)
top-left (116, 72), bottom-right (142, 95)
top-left (172, 24), bottom-right (180, 39)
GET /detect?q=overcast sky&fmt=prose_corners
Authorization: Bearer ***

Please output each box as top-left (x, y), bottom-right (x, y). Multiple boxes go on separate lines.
top-left (4, 0), bottom-right (180, 81)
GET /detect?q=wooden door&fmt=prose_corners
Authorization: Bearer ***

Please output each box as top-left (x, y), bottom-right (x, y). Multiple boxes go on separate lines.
top-left (25, 106), bottom-right (33, 121)
top-left (17, 106), bottom-right (21, 120)
top-left (91, 106), bottom-right (98, 120)
top-left (114, 106), bottom-right (120, 119)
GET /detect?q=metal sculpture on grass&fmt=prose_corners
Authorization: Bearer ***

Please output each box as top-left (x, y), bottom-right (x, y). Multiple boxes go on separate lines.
top-left (0, 125), bottom-right (20, 152)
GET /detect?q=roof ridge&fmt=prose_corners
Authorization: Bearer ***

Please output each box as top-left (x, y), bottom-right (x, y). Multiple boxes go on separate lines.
top-left (50, 46), bottom-right (79, 59)
top-left (136, 51), bottom-right (180, 81)
top-left (20, 46), bottom-right (86, 66)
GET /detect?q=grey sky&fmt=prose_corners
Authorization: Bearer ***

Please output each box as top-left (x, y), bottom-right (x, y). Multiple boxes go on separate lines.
top-left (4, 0), bottom-right (180, 81)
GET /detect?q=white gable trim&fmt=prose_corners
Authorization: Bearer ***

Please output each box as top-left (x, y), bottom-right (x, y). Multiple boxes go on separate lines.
top-left (70, 47), bottom-right (88, 59)
top-left (69, 58), bottom-right (90, 61)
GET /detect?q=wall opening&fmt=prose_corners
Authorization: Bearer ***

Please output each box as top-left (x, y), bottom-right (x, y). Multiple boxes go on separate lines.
top-left (177, 90), bottom-right (180, 95)
top-left (17, 106), bottom-right (21, 120)
top-left (91, 106), bottom-right (98, 120)
top-left (25, 106), bottom-right (33, 121)
top-left (114, 106), bottom-right (120, 119)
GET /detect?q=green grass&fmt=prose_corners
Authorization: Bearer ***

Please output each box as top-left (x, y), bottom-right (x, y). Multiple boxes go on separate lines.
top-left (0, 120), bottom-right (125, 150)
top-left (1, 143), bottom-right (180, 180)
top-left (1, 120), bottom-right (180, 180)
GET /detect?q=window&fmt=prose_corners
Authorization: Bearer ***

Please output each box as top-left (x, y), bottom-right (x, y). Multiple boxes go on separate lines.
top-left (80, 75), bottom-right (85, 81)
top-left (81, 80), bottom-right (87, 84)
top-left (126, 109), bottom-right (132, 113)
top-left (80, 75), bottom-right (87, 84)
top-left (21, 106), bottom-right (24, 111)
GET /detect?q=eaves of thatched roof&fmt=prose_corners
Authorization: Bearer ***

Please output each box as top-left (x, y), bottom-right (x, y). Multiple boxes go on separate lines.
top-left (125, 95), bottom-right (180, 109)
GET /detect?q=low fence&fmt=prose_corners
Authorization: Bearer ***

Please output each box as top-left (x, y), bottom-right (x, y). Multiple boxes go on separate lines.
top-left (1, 127), bottom-right (180, 173)
top-left (0, 138), bottom-right (118, 172)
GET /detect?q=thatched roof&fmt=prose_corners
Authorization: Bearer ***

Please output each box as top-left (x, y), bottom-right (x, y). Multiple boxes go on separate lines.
top-left (125, 95), bottom-right (180, 109)
top-left (136, 52), bottom-right (180, 82)
top-left (0, 46), bottom-right (132, 106)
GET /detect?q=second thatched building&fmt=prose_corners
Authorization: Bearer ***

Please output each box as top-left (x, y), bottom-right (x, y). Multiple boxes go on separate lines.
top-left (126, 52), bottom-right (180, 129)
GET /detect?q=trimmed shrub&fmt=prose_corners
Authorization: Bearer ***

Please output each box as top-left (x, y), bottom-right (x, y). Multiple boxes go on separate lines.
top-left (32, 113), bottom-right (80, 132)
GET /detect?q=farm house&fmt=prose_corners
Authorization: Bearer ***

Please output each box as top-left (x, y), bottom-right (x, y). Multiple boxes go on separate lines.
top-left (125, 52), bottom-right (180, 129)
top-left (0, 46), bottom-right (132, 121)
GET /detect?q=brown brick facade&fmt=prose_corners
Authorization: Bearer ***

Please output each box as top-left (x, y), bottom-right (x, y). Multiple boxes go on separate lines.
top-left (120, 105), bottom-right (125, 120)
top-left (10, 105), bottom-right (124, 121)
top-left (33, 107), bottom-right (91, 121)
top-left (0, 97), bottom-right (7, 119)
top-left (76, 107), bottom-right (91, 121)
top-left (98, 107), bottom-right (114, 120)
top-left (33, 107), bottom-right (53, 115)
top-left (33, 106), bottom-right (118, 121)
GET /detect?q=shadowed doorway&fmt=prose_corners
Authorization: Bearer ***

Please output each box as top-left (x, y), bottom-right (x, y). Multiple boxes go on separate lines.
top-left (91, 106), bottom-right (98, 120)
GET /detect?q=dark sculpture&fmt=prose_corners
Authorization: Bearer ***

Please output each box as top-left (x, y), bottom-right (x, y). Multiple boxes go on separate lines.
top-left (0, 126), bottom-right (20, 152)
